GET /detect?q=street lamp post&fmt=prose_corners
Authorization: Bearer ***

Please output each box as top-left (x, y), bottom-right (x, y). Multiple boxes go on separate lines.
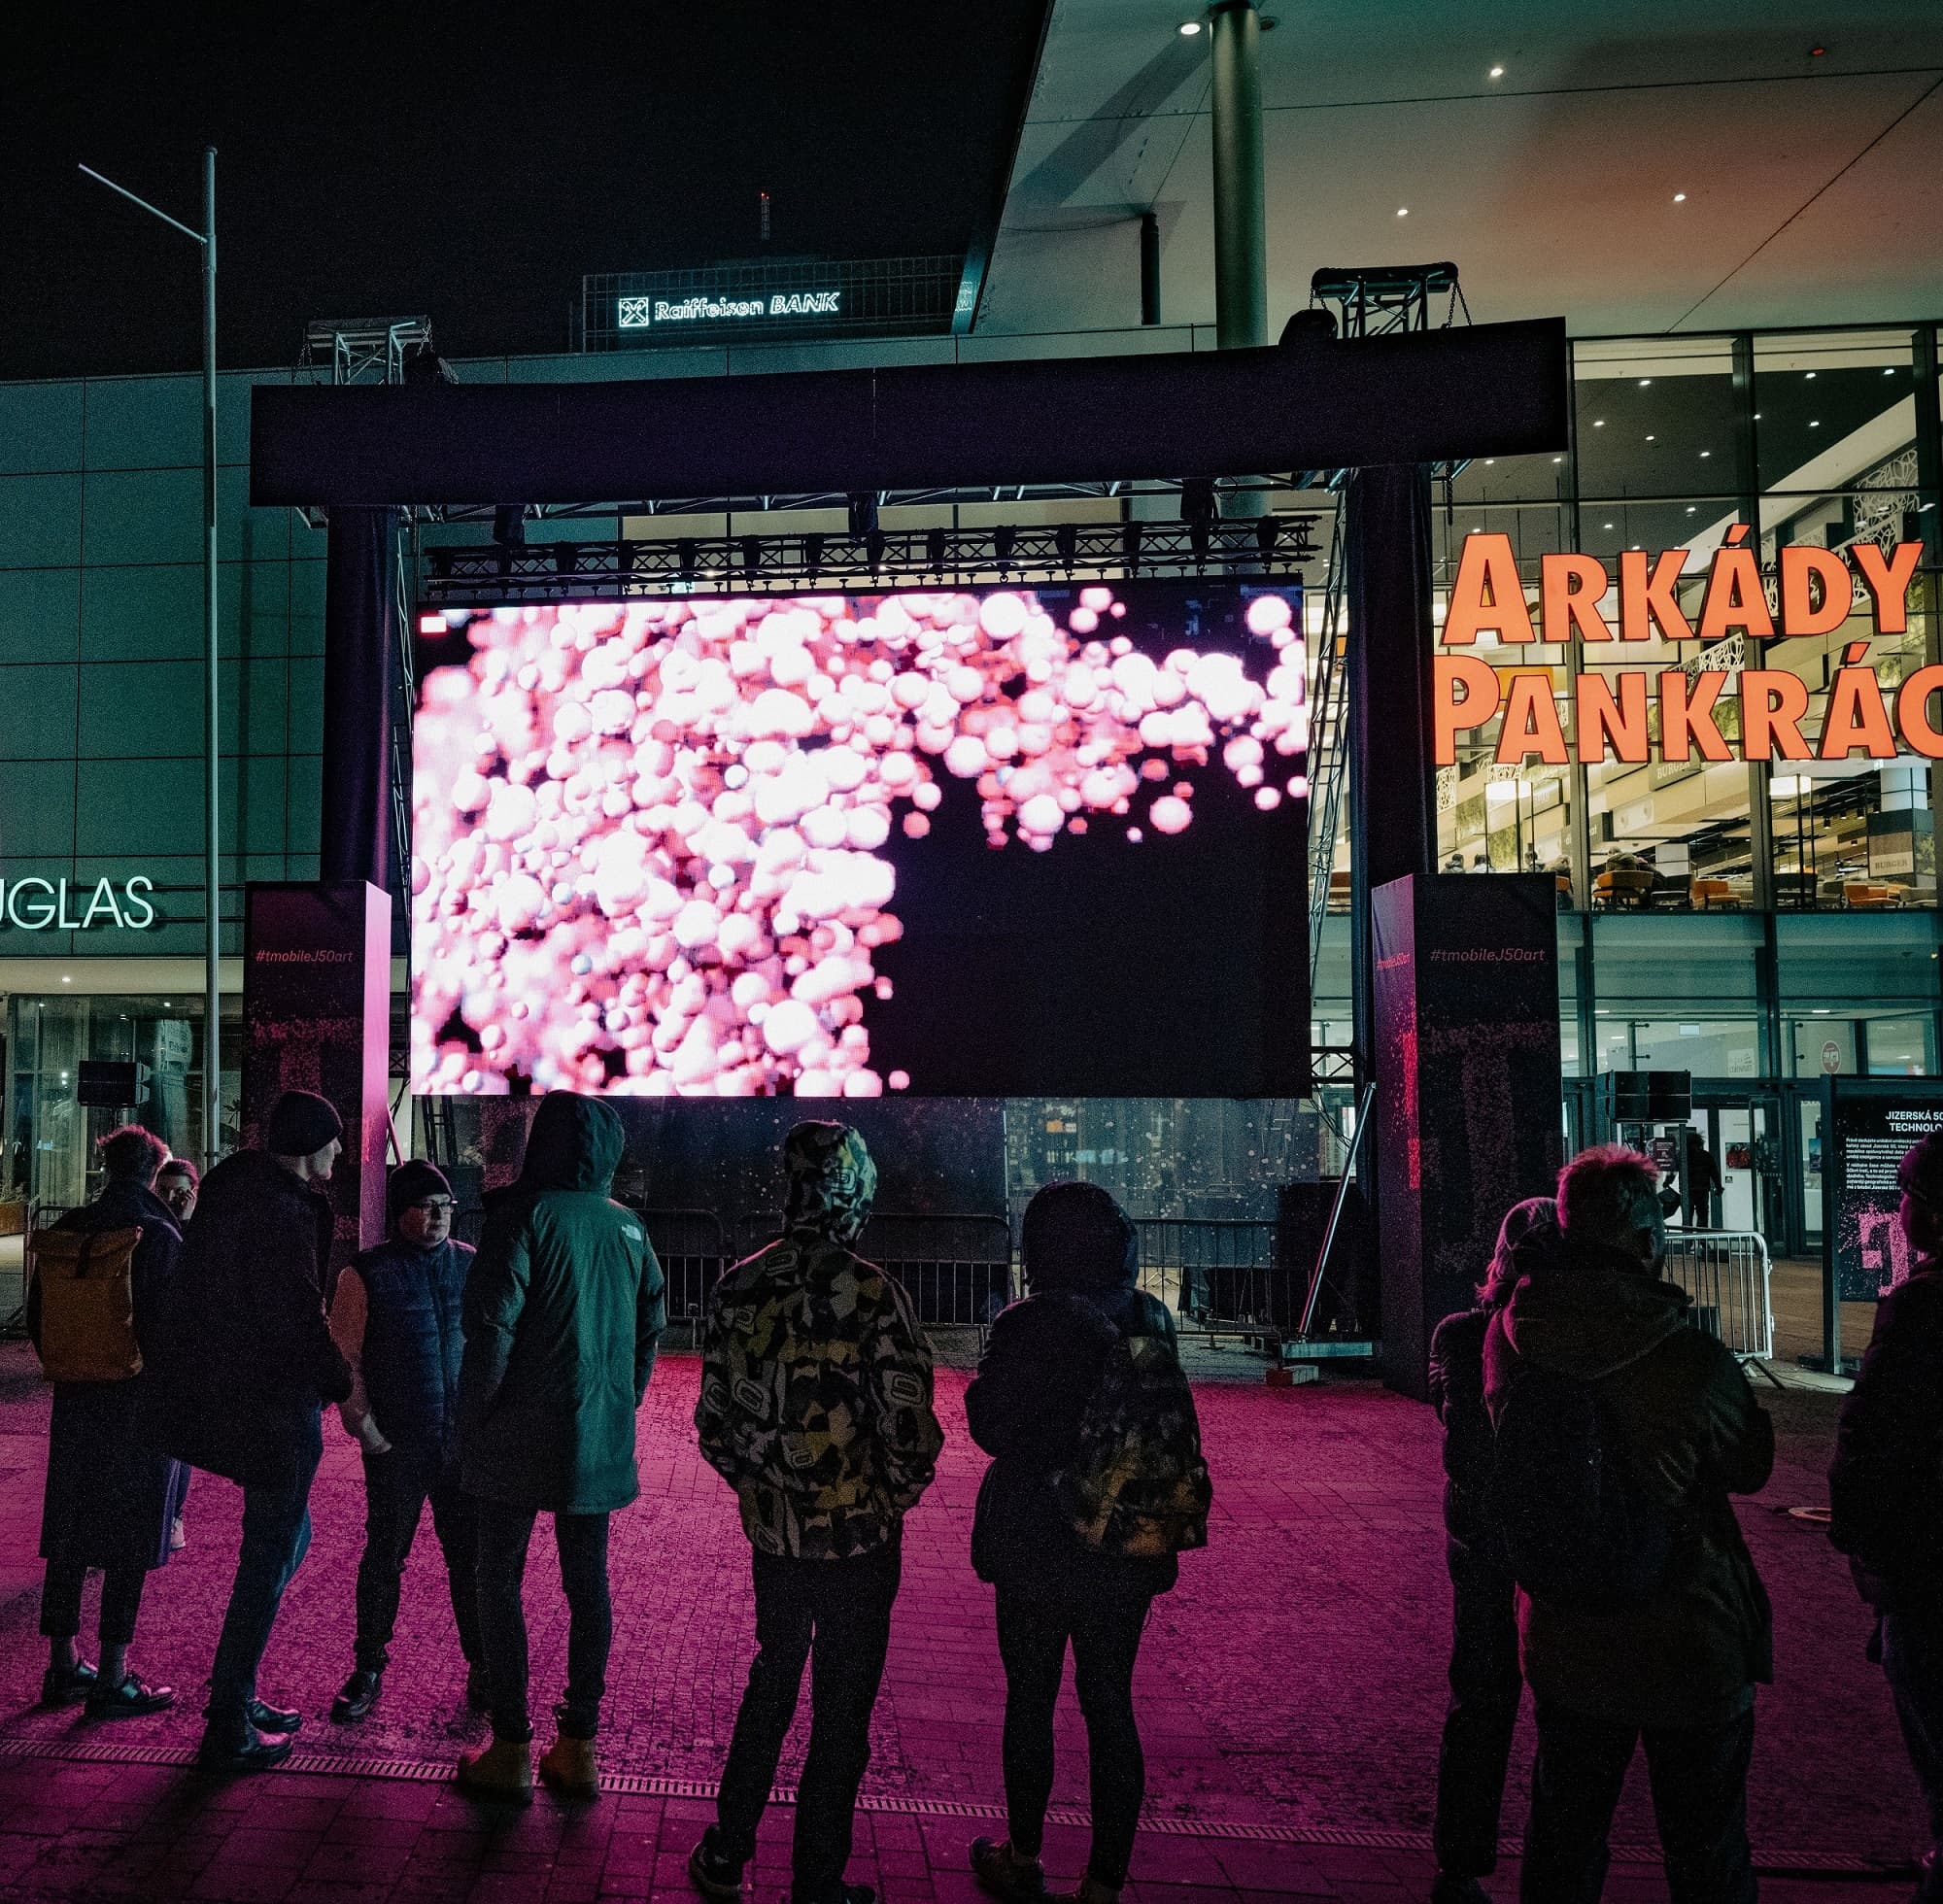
top-left (81, 150), bottom-right (222, 1165)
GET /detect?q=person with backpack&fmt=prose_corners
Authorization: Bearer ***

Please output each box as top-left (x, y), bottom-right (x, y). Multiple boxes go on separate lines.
top-left (454, 1092), bottom-right (664, 1805)
top-left (1829, 1131), bottom-right (1943, 1904)
top-left (327, 1159), bottom-right (483, 1723)
top-left (963, 1180), bottom-right (1210, 1904)
top-left (29, 1125), bottom-right (188, 1719)
top-left (1424, 1195), bottom-right (1555, 1904)
top-left (689, 1121), bottom-right (943, 1904)
top-left (153, 1089), bottom-right (354, 1774)
top-left (1483, 1143), bottom-right (1774, 1904)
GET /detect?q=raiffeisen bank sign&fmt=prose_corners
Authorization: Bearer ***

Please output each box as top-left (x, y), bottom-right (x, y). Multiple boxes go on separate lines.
top-left (1434, 529), bottom-right (1931, 766)
top-left (0, 874), bottom-right (157, 932)
top-left (617, 289), bottom-right (840, 328)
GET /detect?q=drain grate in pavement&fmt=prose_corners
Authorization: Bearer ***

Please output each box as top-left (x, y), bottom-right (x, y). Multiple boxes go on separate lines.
top-left (0, 1733), bottom-right (1907, 1876)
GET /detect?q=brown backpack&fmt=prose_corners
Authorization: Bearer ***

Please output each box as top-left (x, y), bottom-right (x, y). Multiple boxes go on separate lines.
top-left (31, 1227), bottom-right (144, 1383)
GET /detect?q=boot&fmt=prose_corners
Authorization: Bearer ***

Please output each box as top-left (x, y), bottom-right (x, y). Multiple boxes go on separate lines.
top-left (331, 1669), bottom-right (383, 1722)
top-left (245, 1699), bottom-right (302, 1735)
top-left (971, 1836), bottom-right (1046, 1899)
top-left (456, 1738), bottom-right (533, 1805)
top-left (196, 1719), bottom-right (293, 1775)
top-left (39, 1659), bottom-right (97, 1709)
top-left (538, 1732), bottom-right (599, 1800)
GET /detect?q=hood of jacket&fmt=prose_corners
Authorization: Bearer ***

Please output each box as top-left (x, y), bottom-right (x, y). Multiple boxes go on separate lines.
top-left (512, 1091), bottom-right (624, 1197)
top-left (1500, 1228), bottom-right (1691, 1382)
top-left (92, 1176), bottom-right (184, 1241)
top-left (1022, 1180), bottom-right (1138, 1296)
top-left (781, 1120), bottom-right (876, 1245)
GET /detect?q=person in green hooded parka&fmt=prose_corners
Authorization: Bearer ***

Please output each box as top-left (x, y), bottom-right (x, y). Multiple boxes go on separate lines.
top-left (455, 1091), bottom-right (665, 1805)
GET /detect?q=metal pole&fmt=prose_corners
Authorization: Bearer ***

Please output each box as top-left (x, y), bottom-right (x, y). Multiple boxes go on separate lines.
top-left (1210, 1), bottom-right (1266, 352)
top-left (202, 148), bottom-right (221, 1163)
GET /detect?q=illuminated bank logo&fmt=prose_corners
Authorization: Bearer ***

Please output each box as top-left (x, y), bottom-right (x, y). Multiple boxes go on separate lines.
top-left (617, 297), bottom-right (653, 329)
top-left (0, 875), bottom-right (157, 931)
top-left (619, 289), bottom-right (843, 328)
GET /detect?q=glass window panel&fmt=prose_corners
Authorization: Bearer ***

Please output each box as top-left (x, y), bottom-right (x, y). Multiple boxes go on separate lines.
top-left (1864, 1014), bottom-right (1934, 1074)
top-left (1572, 336), bottom-right (1741, 501)
top-left (1754, 329), bottom-right (1918, 496)
top-left (1776, 911), bottom-right (1939, 1000)
top-left (1791, 1016), bottom-right (1857, 1078)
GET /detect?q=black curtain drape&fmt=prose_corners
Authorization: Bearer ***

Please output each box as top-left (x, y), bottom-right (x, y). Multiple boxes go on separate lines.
top-left (321, 507), bottom-right (395, 890)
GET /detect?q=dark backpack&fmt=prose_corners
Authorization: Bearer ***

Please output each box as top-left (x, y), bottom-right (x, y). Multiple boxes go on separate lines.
top-left (1057, 1326), bottom-right (1212, 1559)
top-left (1485, 1360), bottom-right (1680, 1613)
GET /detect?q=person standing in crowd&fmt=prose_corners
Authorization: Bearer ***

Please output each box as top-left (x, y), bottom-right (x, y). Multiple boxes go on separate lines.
top-left (155, 1090), bottom-right (352, 1774)
top-left (690, 1122), bottom-right (943, 1904)
top-left (30, 1126), bottom-right (187, 1718)
top-left (155, 1157), bottom-right (198, 1226)
top-left (963, 1181), bottom-right (1210, 1904)
top-left (327, 1160), bottom-right (482, 1723)
top-left (1830, 1132), bottom-right (1943, 1904)
top-left (455, 1092), bottom-right (664, 1804)
top-left (1484, 1145), bottom-right (1774, 1904)
top-left (1685, 1129), bottom-right (1722, 1230)
top-left (155, 1153), bottom-right (200, 1551)
top-left (1424, 1196), bottom-right (1556, 1904)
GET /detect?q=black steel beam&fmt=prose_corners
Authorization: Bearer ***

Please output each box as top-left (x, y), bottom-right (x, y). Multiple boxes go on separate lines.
top-left (253, 319), bottom-right (1567, 508)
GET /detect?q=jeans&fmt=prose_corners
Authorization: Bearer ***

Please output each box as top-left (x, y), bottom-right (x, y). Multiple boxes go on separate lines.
top-left (1433, 1547), bottom-right (1523, 1878)
top-left (40, 1561), bottom-right (147, 1649)
top-left (716, 1536), bottom-right (903, 1900)
top-left (1521, 1699), bottom-right (1757, 1904)
top-left (473, 1501), bottom-right (612, 1743)
top-left (355, 1448), bottom-right (482, 1673)
top-left (1883, 1612), bottom-right (1943, 1854)
top-left (993, 1584), bottom-right (1150, 1890)
top-left (207, 1409), bottom-right (323, 1730)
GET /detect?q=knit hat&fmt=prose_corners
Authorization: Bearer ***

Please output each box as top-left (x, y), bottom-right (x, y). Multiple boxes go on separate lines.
top-left (1898, 1133), bottom-right (1943, 1207)
top-left (266, 1089), bottom-right (343, 1158)
top-left (389, 1158), bottom-right (453, 1226)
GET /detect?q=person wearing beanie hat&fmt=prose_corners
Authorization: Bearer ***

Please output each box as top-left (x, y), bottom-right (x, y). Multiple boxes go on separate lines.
top-left (326, 1158), bottom-right (482, 1724)
top-left (150, 1090), bottom-right (354, 1775)
top-left (1833, 1131), bottom-right (1943, 1900)
top-left (691, 1121), bottom-right (942, 1904)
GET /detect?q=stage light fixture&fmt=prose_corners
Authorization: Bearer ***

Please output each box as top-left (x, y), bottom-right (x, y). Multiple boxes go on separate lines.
top-left (740, 537), bottom-right (762, 576)
top-left (926, 527), bottom-right (947, 573)
top-left (553, 543), bottom-right (579, 575)
top-left (427, 549), bottom-right (454, 581)
top-left (492, 504), bottom-right (526, 548)
top-left (1055, 524), bottom-right (1078, 571)
top-left (801, 533), bottom-right (824, 574)
top-left (1254, 515), bottom-right (1279, 561)
top-left (676, 538), bottom-right (699, 580)
top-left (866, 527), bottom-right (887, 572)
top-left (994, 526), bottom-right (1017, 570)
top-left (847, 493), bottom-right (878, 538)
top-left (1122, 522), bottom-right (1142, 573)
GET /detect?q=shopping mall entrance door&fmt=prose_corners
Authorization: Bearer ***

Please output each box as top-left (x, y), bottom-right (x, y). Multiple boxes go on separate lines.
top-left (1675, 1096), bottom-right (1785, 1245)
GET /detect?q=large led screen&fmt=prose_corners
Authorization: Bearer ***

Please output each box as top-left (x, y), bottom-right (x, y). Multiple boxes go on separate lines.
top-left (412, 582), bottom-right (1309, 1098)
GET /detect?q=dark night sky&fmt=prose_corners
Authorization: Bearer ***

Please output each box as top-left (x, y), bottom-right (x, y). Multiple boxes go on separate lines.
top-left (2, 3), bottom-right (1048, 380)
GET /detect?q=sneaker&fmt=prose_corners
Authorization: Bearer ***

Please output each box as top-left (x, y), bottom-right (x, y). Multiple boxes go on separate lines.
top-left (971, 1836), bottom-right (1046, 1899)
top-left (331, 1669), bottom-right (383, 1723)
top-left (85, 1673), bottom-right (175, 1721)
top-left (687, 1826), bottom-right (745, 1902)
top-left (39, 1659), bottom-right (97, 1709)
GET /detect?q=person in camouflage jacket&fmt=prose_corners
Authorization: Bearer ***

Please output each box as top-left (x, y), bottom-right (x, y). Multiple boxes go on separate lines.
top-left (691, 1121), bottom-right (942, 1904)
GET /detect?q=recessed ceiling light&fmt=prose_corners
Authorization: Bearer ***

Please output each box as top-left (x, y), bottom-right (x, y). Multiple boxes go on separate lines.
top-left (1673, 192), bottom-right (1687, 203)
top-left (1646, 433), bottom-right (1656, 441)
top-left (61, 975), bottom-right (71, 984)
top-left (1810, 419), bottom-right (1820, 426)
top-left (1396, 207), bottom-right (1409, 218)
top-left (1632, 544), bottom-right (1643, 551)
top-left (1809, 44), bottom-right (1825, 56)
top-left (1489, 64), bottom-right (1504, 78)
top-left (1754, 411), bottom-right (1761, 419)
top-left (1603, 522), bottom-right (1615, 530)
top-left (1178, 19), bottom-right (1202, 34)
top-left (1699, 450), bottom-right (1712, 458)
top-left (1551, 455), bottom-right (1563, 462)
top-left (1593, 419), bottom-right (1606, 427)
top-left (1885, 366), bottom-right (1897, 374)
top-left (1639, 378), bottom-right (1653, 387)
top-left (1686, 506), bottom-right (1696, 514)
top-left (1484, 458), bottom-right (1495, 464)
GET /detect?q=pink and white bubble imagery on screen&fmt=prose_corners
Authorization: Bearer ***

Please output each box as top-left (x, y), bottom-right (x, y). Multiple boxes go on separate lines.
top-left (411, 587), bottom-right (1309, 1097)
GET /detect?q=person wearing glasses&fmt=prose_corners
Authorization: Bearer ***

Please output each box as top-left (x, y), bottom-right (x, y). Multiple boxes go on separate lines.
top-left (327, 1160), bottom-right (483, 1723)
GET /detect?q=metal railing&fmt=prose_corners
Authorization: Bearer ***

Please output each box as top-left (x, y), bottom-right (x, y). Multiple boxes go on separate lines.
top-left (1661, 1229), bottom-right (1777, 1377)
top-left (1307, 523), bottom-right (1350, 970)
top-left (1134, 1217), bottom-right (1284, 1341)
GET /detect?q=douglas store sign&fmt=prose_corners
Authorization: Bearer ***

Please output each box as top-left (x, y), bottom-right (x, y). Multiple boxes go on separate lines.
top-left (1434, 529), bottom-right (1931, 766)
top-left (0, 874), bottom-right (157, 932)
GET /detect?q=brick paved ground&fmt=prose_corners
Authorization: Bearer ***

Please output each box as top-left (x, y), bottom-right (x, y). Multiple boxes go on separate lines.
top-left (0, 1342), bottom-right (1924, 1899)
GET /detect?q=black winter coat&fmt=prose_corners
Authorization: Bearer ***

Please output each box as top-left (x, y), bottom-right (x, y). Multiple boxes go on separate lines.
top-left (32, 1179), bottom-right (189, 1573)
top-left (153, 1150), bottom-right (353, 1488)
top-left (967, 1285), bottom-right (1178, 1604)
top-left (1427, 1305), bottom-right (1505, 1566)
top-left (1830, 1262), bottom-right (1943, 1612)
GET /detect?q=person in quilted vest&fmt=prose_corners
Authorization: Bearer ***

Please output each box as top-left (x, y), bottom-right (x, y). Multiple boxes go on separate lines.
top-left (326, 1159), bottom-right (481, 1724)
top-left (691, 1121), bottom-right (943, 1904)
top-left (962, 1179), bottom-right (1202, 1904)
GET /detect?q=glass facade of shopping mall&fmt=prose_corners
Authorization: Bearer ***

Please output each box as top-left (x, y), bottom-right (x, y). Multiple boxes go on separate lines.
top-left (0, 318), bottom-right (1937, 1246)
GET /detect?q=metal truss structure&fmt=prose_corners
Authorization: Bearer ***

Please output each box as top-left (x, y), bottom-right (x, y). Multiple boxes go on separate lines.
top-left (418, 513), bottom-right (1321, 603)
top-left (1308, 262), bottom-right (1471, 338)
top-left (300, 316), bottom-right (435, 387)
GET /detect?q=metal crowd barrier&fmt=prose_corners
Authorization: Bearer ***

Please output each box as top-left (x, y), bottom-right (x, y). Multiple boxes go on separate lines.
top-left (1134, 1217), bottom-right (1284, 1343)
top-left (1660, 1229), bottom-right (1777, 1377)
